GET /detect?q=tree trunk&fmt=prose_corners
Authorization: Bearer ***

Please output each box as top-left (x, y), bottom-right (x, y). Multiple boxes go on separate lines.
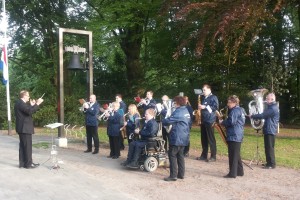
top-left (120, 25), bottom-right (145, 96)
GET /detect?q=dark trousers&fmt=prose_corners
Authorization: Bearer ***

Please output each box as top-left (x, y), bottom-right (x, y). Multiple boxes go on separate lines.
top-left (227, 141), bottom-right (244, 177)
top-left (168, 145), bottom-right (185, 179)
top-left (127, 140), bottom-right (146, 163)
top-left (162, 127), bottom-right (169, 152)
top-left (184, 141), bottom-right (190, 155)
top-left (109, 136), bottom-right (120, 157)
top-left (119, 131), bottom-right (125, 150)
top-left (264, 134), bottom-right (276, 167)
top-left (18, 133), bottom-right (32, 167)
top-left (200, 123), bottom-right (217, 159)
top-left (86, 125), bottom-right (99, 151)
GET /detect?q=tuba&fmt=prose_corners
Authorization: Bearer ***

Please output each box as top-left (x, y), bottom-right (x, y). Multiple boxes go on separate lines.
top-left (248, 88), bottom-right (268, 130)
top-left (163, 100), bottom-right (175, 133)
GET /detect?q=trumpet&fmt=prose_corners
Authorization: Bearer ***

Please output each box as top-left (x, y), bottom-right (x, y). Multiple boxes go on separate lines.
top-left (79, 98), bottom-right (89, 112)
top-left (98, 103), bottom-right (113, 121)
top-left (137, 98), bottom-right (150, 107)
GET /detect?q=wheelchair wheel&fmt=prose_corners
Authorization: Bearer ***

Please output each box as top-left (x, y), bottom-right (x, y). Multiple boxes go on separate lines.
top-left (140, 165), bottom-right (145, 171)
top-left (144, 157), bottom-right (158, 172)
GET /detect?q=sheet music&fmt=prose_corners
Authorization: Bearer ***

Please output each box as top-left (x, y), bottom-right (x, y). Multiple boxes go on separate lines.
top-left (44, 123), bottom-right (64, 129)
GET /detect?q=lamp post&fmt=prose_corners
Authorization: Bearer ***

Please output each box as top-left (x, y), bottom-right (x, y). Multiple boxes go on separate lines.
top-left (57, 28), bottom-right (93, 147)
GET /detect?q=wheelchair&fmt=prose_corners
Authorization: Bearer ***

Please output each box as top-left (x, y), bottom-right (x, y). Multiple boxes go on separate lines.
top-left (136, 123), bottom-right (169, 172)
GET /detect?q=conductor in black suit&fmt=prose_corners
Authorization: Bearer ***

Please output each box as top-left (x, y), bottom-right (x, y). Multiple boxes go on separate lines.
top-left (14, 90), bottom-right (44, 169)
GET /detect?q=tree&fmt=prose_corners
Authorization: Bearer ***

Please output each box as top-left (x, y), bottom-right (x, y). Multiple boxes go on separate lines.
top-left (85, 0), bottom-right (163, 95)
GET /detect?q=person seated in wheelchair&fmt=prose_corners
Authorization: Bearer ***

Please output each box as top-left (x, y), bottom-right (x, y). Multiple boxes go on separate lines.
top-left (121, 108), bottom-right (159, 168)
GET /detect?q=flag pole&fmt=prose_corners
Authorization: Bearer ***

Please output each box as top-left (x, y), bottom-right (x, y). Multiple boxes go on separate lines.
top-left (2, 0), bottom-right (12, 135)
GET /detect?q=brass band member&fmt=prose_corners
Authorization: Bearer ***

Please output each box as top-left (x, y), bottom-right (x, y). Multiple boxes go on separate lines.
top-left (106, 102), bottom-right (122, 159)
top-left (140, 90), bottom-right (156, 114)
top-left (197, 84), bottom-right (219, 162)
top-left (160, 95), bottom-right (171, 151)
top-left (250, 93), bottom-right (279, 169)
top-left (183, 96), bottom-right (194, 157)
top-left (162, 96), bottom-right (191, 181)
top-left (83, 94), bottom-right (100, 154)
top-left (122, 108), bottom-right (158, 168)
top-left (116, 94), bottom-right (127, 150)
top-left (220, 95), bottom-right (245, 178)
top-left (124, 104), bottom-right (141, 144)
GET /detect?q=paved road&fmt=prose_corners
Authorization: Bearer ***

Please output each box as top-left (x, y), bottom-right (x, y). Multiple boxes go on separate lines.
top-left (0, 133), bottom-right (133, 200)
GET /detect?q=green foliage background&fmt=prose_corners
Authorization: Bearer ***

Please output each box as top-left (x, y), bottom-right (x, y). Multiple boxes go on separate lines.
top-left (1, 0), bottom-right (300, 128)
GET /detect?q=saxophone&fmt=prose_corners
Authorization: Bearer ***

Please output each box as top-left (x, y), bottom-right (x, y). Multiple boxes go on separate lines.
top-left (193, 94), bottom-right (202, 125)
top-left (214, 108), bottom-right (228, 146)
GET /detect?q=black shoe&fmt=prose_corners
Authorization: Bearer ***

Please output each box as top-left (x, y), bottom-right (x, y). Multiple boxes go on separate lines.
top-left (120, 160), bottom-right (129, 166)
top-left (112, 156), bottom-right (119, 159)
top-left (263, 165), bottom-right (276, 169)
top-left (177, 176), bottom-right (184, 179)
top-left (92, 151), bottom-right (99, 154)
top-left (25, 164), bottom-right (38, 169)
top-left (84, 149), bottom-right (92, 153)
top-left (32, 163), bottom-right (40, 167)
top-left (164, 177), bottom-right (177, 181)
top-left (223, 174), bottom-right (235, 178)
top-left (196, 156), bottom-right (206, 161)
top-left (126, 162), bottom-right (139, 169)
top-left (206, 158), bottom-right (216, 162)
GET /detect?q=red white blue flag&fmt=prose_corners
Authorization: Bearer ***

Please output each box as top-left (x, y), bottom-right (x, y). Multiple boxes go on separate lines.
top-left (0, 46), bottom-right (8, 85)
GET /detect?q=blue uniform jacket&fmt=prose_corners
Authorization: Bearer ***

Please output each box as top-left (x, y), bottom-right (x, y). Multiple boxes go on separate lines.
top-left (251, 102), bottom-right (279, 135)
top-left (221, 106), bottom-right (245, 142)
top-left (142, 99), bottom-right (156, 112)
top-left (119, 101), bottom-right (127, 113)
top-left (140, 118), bottom-right (159, 141)
top-left (162, 106), bottom-right (191, 146)
top-left (201, 94), bottom-right (219, 124)
top-left (126, 113), bottom-right (141, 135)
top-left (186, 104), bottom-right (194, 128)
top-left (107, 111), bottom-right (122, 136)
top-left (84, 102), bottom-right (99, 127)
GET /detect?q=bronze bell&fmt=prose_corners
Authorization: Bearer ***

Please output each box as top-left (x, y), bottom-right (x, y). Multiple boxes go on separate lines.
top-left (67, 53), bottom-right (85, 70)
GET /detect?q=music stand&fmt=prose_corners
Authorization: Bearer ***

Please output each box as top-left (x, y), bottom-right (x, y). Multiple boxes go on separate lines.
top-left (249, 129), bottom-right (263, 166)
top-left (44, 123), bottom-right (64, 169)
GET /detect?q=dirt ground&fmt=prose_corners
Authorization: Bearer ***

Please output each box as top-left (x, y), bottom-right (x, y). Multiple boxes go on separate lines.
top-left (60, 140), bottom-right (300, 200)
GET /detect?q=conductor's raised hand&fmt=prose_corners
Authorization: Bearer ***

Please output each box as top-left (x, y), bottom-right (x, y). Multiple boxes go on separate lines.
top-left (36, 98), bottom-right (44, 105)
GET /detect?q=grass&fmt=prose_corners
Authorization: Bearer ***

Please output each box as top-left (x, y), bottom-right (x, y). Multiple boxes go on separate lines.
top-left (32, 142), bottom-right (50, 149)
top-left (190, 126), bottom-right (300, 169)
top-left (34, 125), bottom-right (300, 169)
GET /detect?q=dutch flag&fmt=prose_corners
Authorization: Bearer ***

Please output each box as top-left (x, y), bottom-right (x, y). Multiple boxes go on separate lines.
top-left (0, 46), bottom-right (8, 85)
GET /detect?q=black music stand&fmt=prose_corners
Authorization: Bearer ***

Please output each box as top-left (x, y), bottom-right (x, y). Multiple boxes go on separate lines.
top-left (249, 129), bottom-right (263, 166)
top-left (44, 123), bottom-right (64, 169)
